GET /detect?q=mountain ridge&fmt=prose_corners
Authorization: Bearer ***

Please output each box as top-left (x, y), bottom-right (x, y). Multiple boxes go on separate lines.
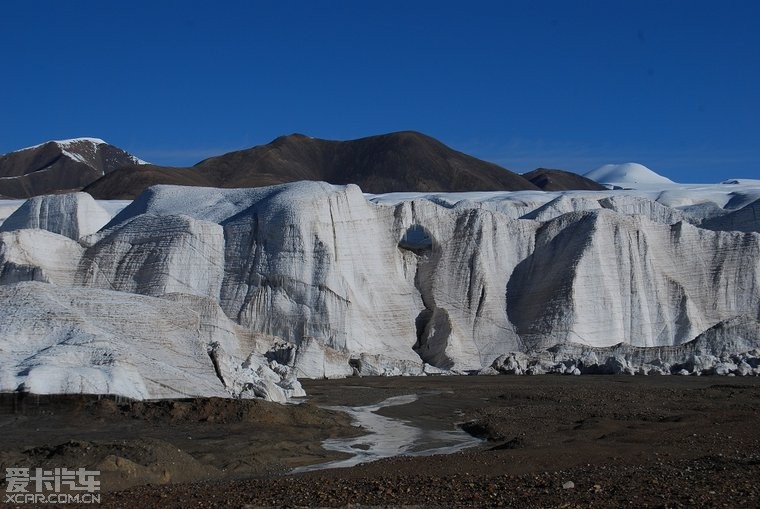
top-left (3, 134), bottom-right (682, 199)
top-left (85, 131), bottom-right (542, 198)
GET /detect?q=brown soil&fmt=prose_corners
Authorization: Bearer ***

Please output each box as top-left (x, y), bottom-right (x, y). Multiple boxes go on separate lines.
top-left (0, 394), bottom-right (360, 493)
top-left (2, 375), bottom-right (760, 508)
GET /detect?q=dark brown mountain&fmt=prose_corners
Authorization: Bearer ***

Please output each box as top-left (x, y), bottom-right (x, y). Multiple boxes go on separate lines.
top-left (85, 131), bottom-right (541, 199)
top-left (522, 168), bottom-right (606, 191)
top-left (81, 165), bottom-right (214, 200)
top-left (0, 138), bottom-right (146, 198)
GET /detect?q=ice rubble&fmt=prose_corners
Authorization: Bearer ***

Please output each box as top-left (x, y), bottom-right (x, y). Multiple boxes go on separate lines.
top-left (0, 178), bottom-right (759, 400)
top-left (486, 317), bottom-right (760, 377)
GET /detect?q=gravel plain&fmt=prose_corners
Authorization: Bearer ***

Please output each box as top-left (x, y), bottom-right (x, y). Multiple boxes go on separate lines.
top-left (2, 375), bottom-right (759, 508)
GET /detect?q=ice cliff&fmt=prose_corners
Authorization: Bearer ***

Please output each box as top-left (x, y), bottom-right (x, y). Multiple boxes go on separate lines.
top-left (1, 180), bottom-right (759, 400)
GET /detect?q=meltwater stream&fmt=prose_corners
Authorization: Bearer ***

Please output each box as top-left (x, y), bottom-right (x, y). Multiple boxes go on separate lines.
top-left (291, 394), bottom-right (481, 473)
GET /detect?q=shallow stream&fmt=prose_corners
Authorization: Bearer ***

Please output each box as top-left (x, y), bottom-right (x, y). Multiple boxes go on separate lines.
top-left (291, 393), bottom-right (481, 473)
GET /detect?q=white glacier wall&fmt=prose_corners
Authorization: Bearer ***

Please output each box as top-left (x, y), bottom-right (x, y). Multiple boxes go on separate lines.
top-left (75, 181), bottom-right (760, 370)
top-left (0, 179), bottom-right (759, 400)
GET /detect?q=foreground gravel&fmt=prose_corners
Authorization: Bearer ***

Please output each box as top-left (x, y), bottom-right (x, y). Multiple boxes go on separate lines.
top-left (3, 376), bottom-right (759, 508)
top-left (98, 453), bottom-right (760, 508)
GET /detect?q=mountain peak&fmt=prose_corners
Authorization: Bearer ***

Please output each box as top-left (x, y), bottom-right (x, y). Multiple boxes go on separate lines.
top-left (271, 133), bottom-right (313, 144)
top-left (0, 138), bottom-right (149, 198)
top-left (55, 137), bottom-right (108, 146)
top-left (12, 137), bottom-right (108, 154)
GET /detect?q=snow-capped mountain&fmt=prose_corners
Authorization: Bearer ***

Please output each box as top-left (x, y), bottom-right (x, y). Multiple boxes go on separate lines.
top-left (0, 138), bottom-right (147, 198)
top-left (0, 179), bottom-right (759, 401)
top-left (584, 162), bottom-right (675, 188)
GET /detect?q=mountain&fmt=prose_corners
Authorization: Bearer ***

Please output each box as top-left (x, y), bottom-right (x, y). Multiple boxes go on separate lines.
top-left (584, 162), bottom-right (674, 188)
top-left (0, 138), bottom-right (146, 198)
top-left (82, 164), bottom-right (214, 200)
top-left (522, 168), bottom-right (606, 191)
top-left (85, 132), bottom-right (540, 198)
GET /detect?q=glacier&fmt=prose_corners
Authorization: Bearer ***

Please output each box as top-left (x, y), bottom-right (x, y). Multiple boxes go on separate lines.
top-left (1, 179), bottom-right (759, 401)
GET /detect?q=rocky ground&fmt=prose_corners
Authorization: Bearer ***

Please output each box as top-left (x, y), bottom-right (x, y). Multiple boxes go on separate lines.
top-left (0, 394), bottom-right (360, 491)
top-left (2, 375), bottom-right (760, 508)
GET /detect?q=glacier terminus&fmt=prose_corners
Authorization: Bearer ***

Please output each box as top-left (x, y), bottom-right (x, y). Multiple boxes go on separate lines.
top-left (0, 174), bottom-right (759, 401)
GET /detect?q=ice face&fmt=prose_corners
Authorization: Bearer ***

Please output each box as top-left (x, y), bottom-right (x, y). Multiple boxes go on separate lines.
top-left (0, 179), bottom-right (759, 400)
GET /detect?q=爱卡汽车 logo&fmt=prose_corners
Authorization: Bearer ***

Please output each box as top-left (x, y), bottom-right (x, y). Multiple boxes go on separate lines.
top-left (4, 467), bottom-right (101, 504)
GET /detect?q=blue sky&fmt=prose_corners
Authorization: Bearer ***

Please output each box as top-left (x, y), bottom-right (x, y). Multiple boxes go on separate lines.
top-left (1, 0), bottom-right (758, 182)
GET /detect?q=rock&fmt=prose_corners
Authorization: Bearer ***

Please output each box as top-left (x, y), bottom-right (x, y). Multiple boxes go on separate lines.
top-left (579, 350), bottom-right (600, 369)
top-left (492, 353), bottom-right (526, 375)
top-left (562, 481), bottom-right (575, 489)
top-left (426, 363), bottom-right (453, 375)
top-left (714, 362), bottom-right (738, 376)
top-left (604, 355), bottom-right (629, 374)
top-left (525, 364), bottom-right (546, 375)
top-left (736, 362), bottom-right (754, 376)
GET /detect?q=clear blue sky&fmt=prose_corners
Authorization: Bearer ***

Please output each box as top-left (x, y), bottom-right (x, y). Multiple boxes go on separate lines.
top-left (1, 0), bottom-right (758, 182)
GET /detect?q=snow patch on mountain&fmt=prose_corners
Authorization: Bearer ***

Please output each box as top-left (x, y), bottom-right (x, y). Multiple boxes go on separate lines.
top-left (129, 155), bottom-right (150, 165)
top-left (9, 138), bottom-right (107, 155)
top-left (584, 163), bottom-right (675, 187)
